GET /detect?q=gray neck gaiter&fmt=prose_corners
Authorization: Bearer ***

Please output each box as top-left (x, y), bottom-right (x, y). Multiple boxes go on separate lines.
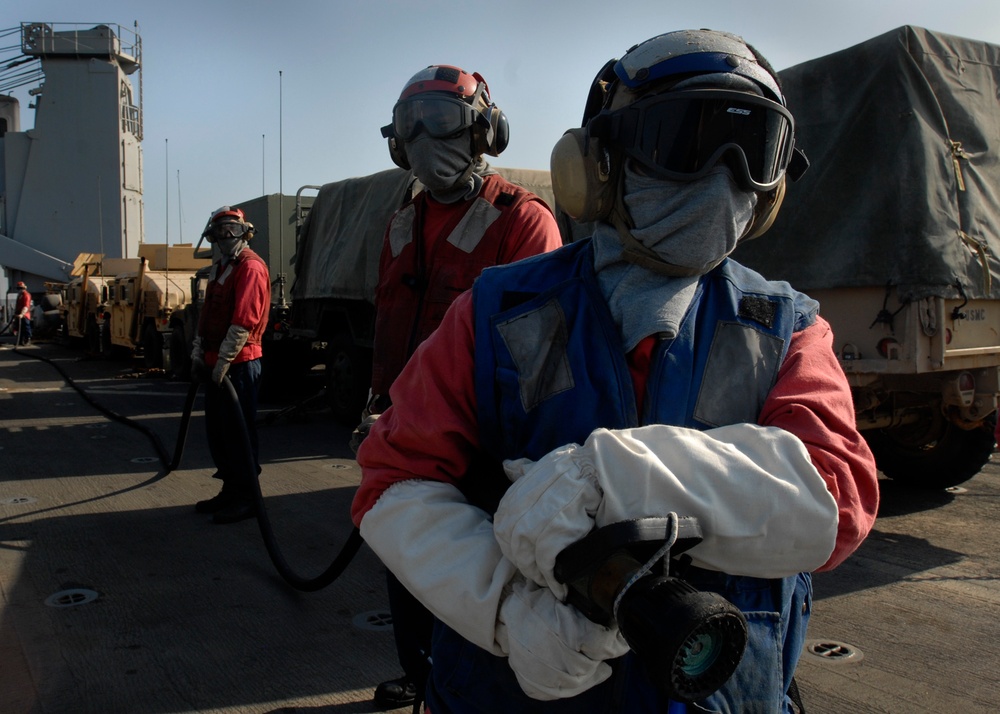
top-left (406, 133), bottom-right (484, 204)
top-left (624, 164), bottom-right (755, 275)
top-left (594, 165), bottom-right (755, 351)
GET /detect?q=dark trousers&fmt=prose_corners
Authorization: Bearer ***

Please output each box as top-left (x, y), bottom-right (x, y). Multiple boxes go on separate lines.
top-left (386, 569), bottom-right (434, 684)
top-left (204, 359), bottom-right (262, 493)
top-left (16, 317), bottom-right (31, 344)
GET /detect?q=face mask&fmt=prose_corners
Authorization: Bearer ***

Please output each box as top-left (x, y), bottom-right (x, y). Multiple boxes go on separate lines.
top-left (405, 132), bottom-right (477, 202)
top-left (623, 163), bottom-right (756, 275)
top-left (216, 237), bottom-right (247, 258)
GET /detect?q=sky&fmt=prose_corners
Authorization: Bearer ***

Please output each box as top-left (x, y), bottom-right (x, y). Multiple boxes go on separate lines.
top-left (2, 0), bottom-right (999, 248)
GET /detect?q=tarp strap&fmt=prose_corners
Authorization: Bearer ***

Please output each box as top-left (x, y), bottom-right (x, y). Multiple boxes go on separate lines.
top-left (950, 141), bottom-right (970, 192)
top-left (959, 230), bottom-right (991, 294)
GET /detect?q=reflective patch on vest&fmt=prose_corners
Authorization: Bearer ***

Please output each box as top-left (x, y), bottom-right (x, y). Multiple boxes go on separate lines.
top-left (496, 297), bottom-right (575, 412)
top-left (215, 263), bottom-right (234, 286)
top-left (739, 295), bottom-right (777, 329)
top-left (447, 197), bottom-right (501, 253)
top-left (389, 204), bottom-right (417, 258)
top-left (694, 321), bottom-right (783, 427)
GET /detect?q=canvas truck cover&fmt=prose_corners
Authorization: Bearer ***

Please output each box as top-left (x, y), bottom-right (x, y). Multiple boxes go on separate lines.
top-left (291, 166), bottom-right (562, 304)
top-left (732, 26), bottom-right (1000, 302)
top-left (292, 168), bottom-right (416, 304)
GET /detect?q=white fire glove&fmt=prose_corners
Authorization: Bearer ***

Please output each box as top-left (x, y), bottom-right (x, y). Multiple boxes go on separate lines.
top-left (496, 575), bottom-right (628, 700)
top-left (359, 479), bottom-right (628, 701)
top-left (211, 324), bottom-right (249, 385)
top-left (190, 336), bottom-right (208, 382)
top-left (494, 423), bottom-right (839, 599)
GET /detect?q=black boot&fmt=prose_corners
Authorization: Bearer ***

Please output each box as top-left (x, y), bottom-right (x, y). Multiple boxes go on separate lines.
top-left (211, 495), bottom-right (256, 524)
top-left (373, 676), bottom-right (416, 709)
top-left (194, 480), bottom-right (235, 514)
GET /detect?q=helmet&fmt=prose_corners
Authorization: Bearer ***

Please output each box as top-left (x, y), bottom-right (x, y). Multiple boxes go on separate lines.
top-left (202, 206), bottom-right (254, 242)
top-left (381, 65), bottom-right (509, 170)
top-left (551, 29), bottom-right (808, 239)
top-left (16, 281), bottom-right (27, 290)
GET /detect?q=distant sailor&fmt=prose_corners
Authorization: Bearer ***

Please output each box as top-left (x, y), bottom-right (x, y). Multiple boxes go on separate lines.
top-left (190, 207), bottom-right (271, 524)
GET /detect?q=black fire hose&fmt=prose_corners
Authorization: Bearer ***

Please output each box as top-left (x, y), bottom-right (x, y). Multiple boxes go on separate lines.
top-left (12, 342), bottom-right (174, 467)
top-left (171, 379), bottom-right (201, 471)
top-left (194, 376), bottom-right (363, 592)
top-left (6, 345), bottom-right (361, 592)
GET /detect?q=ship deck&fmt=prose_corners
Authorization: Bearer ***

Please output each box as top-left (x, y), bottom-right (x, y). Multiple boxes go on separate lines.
top-left (1, 339), bottom-right (998, 713)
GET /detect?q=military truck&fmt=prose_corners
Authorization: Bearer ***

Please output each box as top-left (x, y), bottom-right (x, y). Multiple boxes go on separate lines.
top-left (57, 250), bottom-right (198, 358)
top-left (107, 263), bottom-right (193, 365)
top-left (732, 26), bottom-right (1000, 489)
top-left (60, 253), bottom-right (115, 353)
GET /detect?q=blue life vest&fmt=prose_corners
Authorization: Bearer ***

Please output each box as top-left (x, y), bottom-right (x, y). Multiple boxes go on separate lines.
top-left (427, 239), bottom-right (820, 713)
top-left (474, 239), bottom-right (817, 460)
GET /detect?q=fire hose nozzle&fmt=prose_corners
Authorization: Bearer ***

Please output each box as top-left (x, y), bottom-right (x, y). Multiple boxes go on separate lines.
top-left (554, 517), bottom-right (748, 704)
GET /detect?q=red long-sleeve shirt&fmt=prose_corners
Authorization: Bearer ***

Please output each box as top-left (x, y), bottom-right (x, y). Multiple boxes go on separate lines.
top-left (353, 290), bottom-right (879, 572)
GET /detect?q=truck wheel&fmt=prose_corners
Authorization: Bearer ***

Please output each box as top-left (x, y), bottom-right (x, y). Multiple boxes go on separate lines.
top-left (324, 335), bottom-right (371, 426)
top-left (170, 324), bottom-right (191, 380)
top-left (142, 323), bottom-right (164, 369)
top-left (865, 413), bottom-right (996, 490)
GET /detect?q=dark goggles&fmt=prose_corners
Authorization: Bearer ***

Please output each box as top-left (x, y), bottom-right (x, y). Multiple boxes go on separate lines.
top-left (381, 95), bottom-right (479, 141)
top-left (204, 222), bottom-right (250, 242)
top-left (590, 90), bottom-right (797, 191)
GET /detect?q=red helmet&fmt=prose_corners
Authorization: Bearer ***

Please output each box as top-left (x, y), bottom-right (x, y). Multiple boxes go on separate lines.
top-left (209, 206), bottom-right (246, 225)
top-left (203, 206), bottom-right (253, 242)
top-left (382, 65), bottom-right (509, 169)
top-left (398, 64), bottom-right (485, 102)
top-left (16, 281), bottom-right (27, 290)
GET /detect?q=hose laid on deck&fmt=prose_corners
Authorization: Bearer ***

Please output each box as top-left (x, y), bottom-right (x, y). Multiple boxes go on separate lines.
top-left (206, 376), bottom-right (363, 592)
top-left (10, 341), bottom-right (362, 592)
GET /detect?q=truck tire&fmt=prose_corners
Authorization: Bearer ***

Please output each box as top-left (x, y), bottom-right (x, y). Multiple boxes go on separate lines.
top-left (865, 414), bottom-right (996, 490)
top-left (324, 335), bottom-right (371, 426)
top-left (170, 324), bottom-right (191, 380)
top-left (142, 322), bottom-right (164, 369)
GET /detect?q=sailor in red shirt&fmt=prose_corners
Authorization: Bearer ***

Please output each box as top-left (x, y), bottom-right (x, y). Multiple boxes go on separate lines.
top-left (14, 281), bottom-right (32, 346)
top-left (360, 65), bottom-right (564, 710)
top-left (190, 206), bottom-right (271, 525)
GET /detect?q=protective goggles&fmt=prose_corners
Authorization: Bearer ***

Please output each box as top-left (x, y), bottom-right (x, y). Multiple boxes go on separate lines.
top-left (590, 90), bottom-right (797, 191)
top-left (381, 95), bottom-right (480, 141)
top-left (204, 222), bottom-right (250, 242)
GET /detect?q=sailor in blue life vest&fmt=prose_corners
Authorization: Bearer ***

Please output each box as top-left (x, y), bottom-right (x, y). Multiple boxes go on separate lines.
top-left (353, 29), bottom-right (880, 713)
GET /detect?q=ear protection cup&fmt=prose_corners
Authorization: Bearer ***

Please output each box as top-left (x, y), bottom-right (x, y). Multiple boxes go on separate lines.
top-left (387, 136), bottom-right (410, 170)
top-left (743, 178), bottom-right (785, 241)
top-left (473, 103), bottom-right (509, 157)
top-left (488, 104), bottom-right (509, 155)
top-left (550, 128), bottom-right (620, 222)
top-left (548, 57), bottom-right (623, 222)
